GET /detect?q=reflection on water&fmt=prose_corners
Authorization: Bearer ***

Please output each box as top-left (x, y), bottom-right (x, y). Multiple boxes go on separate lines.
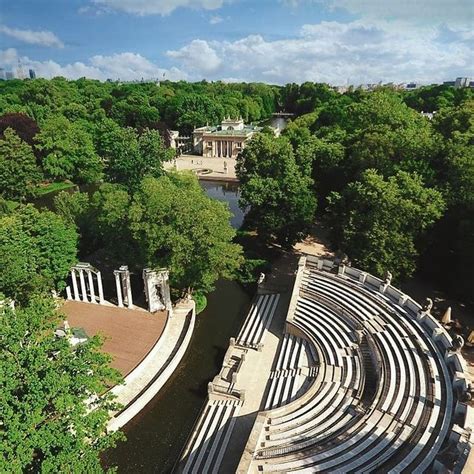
top-left (199, 179), bottom-right (245, 229)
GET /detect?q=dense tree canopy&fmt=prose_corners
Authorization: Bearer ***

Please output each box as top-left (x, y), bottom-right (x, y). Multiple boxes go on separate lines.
top-left (0, 77), bottom-right (471, 302)
top-left (128, 173), bottom-right (243, 293)
top-left (0, 113), bottom-right (40, 148)
top-left (98, 120), bottom-right (174, 190)
top-left (0, 205), bottom-right (77, 303)
top-left (55, 173), bottom-right (243, 295)
top-left (35, 115), bottom-right (103, 184)
top-left (0, 296), bottom-right (123, 472)
top-left (237, 133), bottom-right (317, 247)
top-left (0, 128), bottom-right (42, 200)
top-left (326, 170), bottom-right (445, 280)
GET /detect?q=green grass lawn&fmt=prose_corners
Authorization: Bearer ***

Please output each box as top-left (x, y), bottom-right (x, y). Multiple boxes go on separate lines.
top-left (193, 293), bottom-right (208, 314)
top-left (35, 181), bottom-right (76, 196)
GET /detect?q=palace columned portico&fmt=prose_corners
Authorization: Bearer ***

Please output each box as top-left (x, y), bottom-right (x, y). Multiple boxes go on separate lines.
top-left (193, 117), bottom-right (261, 158)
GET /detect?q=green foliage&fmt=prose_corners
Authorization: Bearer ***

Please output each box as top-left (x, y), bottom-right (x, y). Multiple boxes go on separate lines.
top-left (403, 84), bottom-right (473, 112)
top-left (0, 296), bottom-right (123, 473)
top-left (193, 292), bottom-right (208, 314)
top-left (421, 100), bottom-right (474, 301)
top-left (280, 82), bottom-right (336, 115)
top-left (327, 170), bottom-right (445, 280)
top-left (235, 257), bottom-right (271, 285)
top-left (0, 78), bottom-right (471, 303)
top-left (128, 173), bottom-right (243, 294)
top-left (237, 133), bottom-right (317, 247)
top-left (35, 115), bottom-right (103, 184)
top-left (98, 121), bottom-right (174, 190)
top-left (0, 205), bottom-right (78, 302)
top-left (60, 173), bottom-right (243, 295)
top-left (34, 181), bottom-right (75, 196)
top-left (0, 128), bottom-right (42, 200)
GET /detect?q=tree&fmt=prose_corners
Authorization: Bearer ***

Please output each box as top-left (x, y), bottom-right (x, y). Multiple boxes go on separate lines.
top-left (60, 173), bottom-right (243, 295)
top-left (0, 205), bottom-right (77, 302)
top-left (421, 100), bottom-right (474, 301)
top-left (0, 296), bottom-right (123, 473)
top-left (35, 115), bottom-right (103, 184)
top-left (99, 122), bottom-right (174, 191)
top-left (326, 170), bottom-right (445, 280)
top-left (236, 133), bottom-right (317, 247)
top-left (128, 173), bottom-right (243, 294)
top-left (0, 112), bottom-right (40, 147)
top-left (0, 128), bottom-right (42, 200)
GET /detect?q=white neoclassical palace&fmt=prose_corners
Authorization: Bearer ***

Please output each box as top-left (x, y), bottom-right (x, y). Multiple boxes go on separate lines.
top-left (192, 117), bottom-right (262, 158)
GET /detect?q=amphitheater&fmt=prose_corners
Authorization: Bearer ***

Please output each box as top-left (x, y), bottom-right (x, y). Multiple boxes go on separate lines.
top-left (178, 255), bottom-right (473, 473)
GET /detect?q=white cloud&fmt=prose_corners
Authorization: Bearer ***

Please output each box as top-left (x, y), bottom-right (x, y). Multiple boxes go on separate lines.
top-left (209, 15), bottom-right (223, 24)
top-left (0, 25), bottom-right (64, 48)
top-left (91, 0), bottom-right (228, 15)
top-left (166, 20), bottom-right (474, 84)
top-left (167, 39), bottom-right (222, 73)
top-left (0, 48), bottom-right (187, 81)
top-left (283, 0), bottom-right (473, 28)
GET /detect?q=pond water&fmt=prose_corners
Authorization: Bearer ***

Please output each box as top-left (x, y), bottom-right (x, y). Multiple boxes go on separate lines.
top-left (199, 179), bottom-right (244, 228)
top-left (103, 180), bottom-right (252, 473)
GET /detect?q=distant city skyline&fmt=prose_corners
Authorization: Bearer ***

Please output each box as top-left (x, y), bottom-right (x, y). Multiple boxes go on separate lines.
top-left (0, 0), bottom-right (473, 84)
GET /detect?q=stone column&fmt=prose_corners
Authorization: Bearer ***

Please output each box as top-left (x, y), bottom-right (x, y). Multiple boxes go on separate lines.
top-left (114, 271), bottom-right (123, 307)
top-left (119, 265), bottom-right (133, 309)
top-left (122, 273), bottom-right (133, 308)
top-left (66, 286), bottom-right (72, 300)
top-left (79, 269), bottom-right (88, 302)
top-left (87, 270), bottom-right (97, 304)
top-left (71, 269), bottom-right (80, 301)
top-left (96, 271), bottom-right (105, 304)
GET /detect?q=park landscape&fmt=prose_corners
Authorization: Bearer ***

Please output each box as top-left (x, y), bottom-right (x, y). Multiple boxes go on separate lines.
top-left (0, 76), bottom-right (473, 472)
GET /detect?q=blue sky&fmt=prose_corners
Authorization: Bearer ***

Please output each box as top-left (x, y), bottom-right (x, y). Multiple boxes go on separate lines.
top-left (0, 0), bottom-right (473, 84)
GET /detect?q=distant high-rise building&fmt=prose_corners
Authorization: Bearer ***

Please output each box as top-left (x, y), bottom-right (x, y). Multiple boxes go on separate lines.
top-left (5, 71), bottom-right (14, 80)
top-left (0, 68), bottom-right (5, 80)
top-left (455, 77), bottom-right (471, 88)
top-left (29, 69), bottom-right (36, 79)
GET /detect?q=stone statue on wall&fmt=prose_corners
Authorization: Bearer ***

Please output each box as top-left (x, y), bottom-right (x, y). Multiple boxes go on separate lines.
top-left (143, 268), bottom-right (172, 313)
top-left (419, 297), bottom-right (433, 314)
top-left (452, 334), bottom-right (464, 352)
top-left (383, 270), bottom-right (393, 286)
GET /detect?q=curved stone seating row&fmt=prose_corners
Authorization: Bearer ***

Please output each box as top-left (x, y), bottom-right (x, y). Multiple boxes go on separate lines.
top-left (256, 298), bottom-right (363, 457)
top-left (305, 271), bottom-right (453, 472)
top-left (239, 257), bottom-right (471, 473)
top-left (180, 399), bottom-right (242, 474)
top-left (237, 293), bottom-right (280, 349)
top-left (264, 333), bottom-right (316, 410)
top-left (297, 273), bottom-right (445, 472)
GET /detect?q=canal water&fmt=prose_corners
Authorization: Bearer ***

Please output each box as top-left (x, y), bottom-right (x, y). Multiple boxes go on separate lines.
top-left (103, 180), bottom-right (252, 473)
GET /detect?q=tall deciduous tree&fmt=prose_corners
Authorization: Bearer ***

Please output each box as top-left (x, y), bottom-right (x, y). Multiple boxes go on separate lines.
top-left (326, 170), bottom-right (445, 280)
top-left (0, 205), bottom-right (77, 302)
top-left (421, 100), bottom-right (474, 301)
top-left (99, 121), bottom-right (174, 191)
top-left (0, 128), bottom-right (42, 200)
top-left (35, 115), bottom-right (103, 184)
top-left (236, 133), bottom-right (317, 247)
top-left (0, 296), bottom-right (123, 472)
top-left (128, 173), bottom-right (243, 294)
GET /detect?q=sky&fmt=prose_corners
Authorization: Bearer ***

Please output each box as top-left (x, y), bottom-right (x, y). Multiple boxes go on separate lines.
top-left (0, 0), bottom-right (473, 85)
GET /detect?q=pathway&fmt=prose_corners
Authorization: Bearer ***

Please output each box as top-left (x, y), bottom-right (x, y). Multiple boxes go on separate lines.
top-left (164, 155), bottom-right (238, 181)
